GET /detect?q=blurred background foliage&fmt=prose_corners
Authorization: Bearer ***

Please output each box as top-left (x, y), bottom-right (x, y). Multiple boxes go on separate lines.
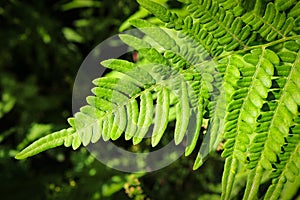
top-left (0, 0), bottom-right (227, 199)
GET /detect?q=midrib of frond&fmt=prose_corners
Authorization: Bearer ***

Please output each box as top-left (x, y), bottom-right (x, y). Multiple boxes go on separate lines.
top-left (244, 49), bottom-right (300, 200)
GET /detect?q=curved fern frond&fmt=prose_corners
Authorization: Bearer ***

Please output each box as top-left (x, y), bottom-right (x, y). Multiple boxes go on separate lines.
top-left (242, 41), bottom-right (300, 200)
top-left (220, 47), bottom-right (279, 199)
top-left (15, 127), bottom-right (80, 159)
top-left (15, 0), bottom-right (300, 199)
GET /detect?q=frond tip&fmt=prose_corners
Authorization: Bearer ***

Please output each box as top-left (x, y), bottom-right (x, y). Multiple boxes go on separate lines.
top-left (15, 127), bottom-right (79, 159)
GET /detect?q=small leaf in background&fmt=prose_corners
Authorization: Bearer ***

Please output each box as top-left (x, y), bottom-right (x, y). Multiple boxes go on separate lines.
top-left (0, 93), bottom-right (16, 119)
top-left (62, 27), bottom-right (84, 43)
top-left (61, 0), bottom-right (101, 11)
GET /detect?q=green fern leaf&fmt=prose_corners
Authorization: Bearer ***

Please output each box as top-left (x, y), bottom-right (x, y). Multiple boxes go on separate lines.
top-left (133, 92), bottom-right (154, 144)
top-left (15, 1), bottom-right (300, 199)
top-left (264, 117), bottom-right (300, 200)
top-left (136, 0), bottom-right (172, 23)
top-left (241, 3), bottom-right (295, 41)
top-left (174, 79), bottom-right (190, 145)
top-left (221, 48), bottom-right (279, 200)
top-left (15, 128), bottom-right (78, 159)
top-left (125, 100), bottom-right (139, 140)
top-left (243, 42), bottom-right (300, 200)
top-left (151, 87), bottom-right (170, 146)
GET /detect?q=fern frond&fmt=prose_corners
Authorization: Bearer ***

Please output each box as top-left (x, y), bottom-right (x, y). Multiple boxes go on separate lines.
top-left (180, 76), bottom-right (203, 156)
top-left (15, 127), bottom-right (79, 159)
top-left (186, 0), bottom-right (255, 49)
top-left (241, 3), bottom-right (295, 41)
top-left (193, 58), bottom-right (231, 169)
top-left (263, 116), bottom-right (300, 200)
top-left (242, 41), bottom-right (300, 200)
top-left (129, 19), bottom-right (178, 51)
top-left (101, 59), bottom-right (156, 88)
top-left (220, 47), bottom-right (278, 200)
top-left (138, 0), bottom-right (220, 56)
top-left (15, 1), bottom-right (300, 199)
top-left (136, 0), bottom-right (172, 23)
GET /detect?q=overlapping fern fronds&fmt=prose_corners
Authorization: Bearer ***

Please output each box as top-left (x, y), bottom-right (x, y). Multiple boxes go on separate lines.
top-left (16, 0), bottom-right (300, 199)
